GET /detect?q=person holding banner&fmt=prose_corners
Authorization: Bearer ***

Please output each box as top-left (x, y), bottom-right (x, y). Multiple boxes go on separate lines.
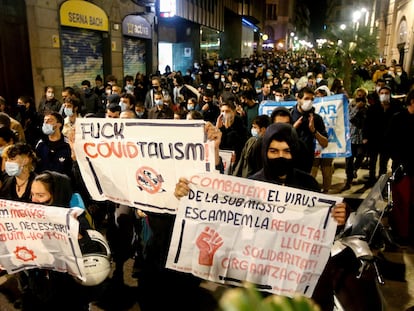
top-left (138, 123), bottom-right (223, 311)
top-left (174, 123), bottom-right (347, 311)
top-left (291, 87), bottom-right (328, 174)
top-left (20, 170), bottom-right (91, 311)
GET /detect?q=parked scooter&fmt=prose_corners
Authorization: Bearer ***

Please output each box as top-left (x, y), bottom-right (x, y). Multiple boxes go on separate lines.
top-left (331, 167), bottom-right (405, 311)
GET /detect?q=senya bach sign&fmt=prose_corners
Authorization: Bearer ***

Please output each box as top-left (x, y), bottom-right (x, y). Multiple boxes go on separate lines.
top-left (74, 119), bottom-right (216, 214)
top-left (166, 173), bottom-right (342, 297)
top-left (0, 199), bottom-right (85, 281)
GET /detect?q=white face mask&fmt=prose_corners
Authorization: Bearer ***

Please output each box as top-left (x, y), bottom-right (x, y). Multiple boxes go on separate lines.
top-left (64, 107), bottom-right (73, 117)
top-left (42, 123), bottom-right (55, 135)
top-left (251, 128), bottom-right (259, 138)
top-left (316, 78), bottom-right (322, 83)
top-left (275, 96), bottom-right (282, 102)
top-left (5, 161), bottom-right (22, 177)
top-left (375, 86), bottom-right (381, 93)
top-left (396, 71), bottom-right (402, 76)
top-left (379, 94), bottom-right (390, 102)
top-left (301, 100), bottom-right (313, 112)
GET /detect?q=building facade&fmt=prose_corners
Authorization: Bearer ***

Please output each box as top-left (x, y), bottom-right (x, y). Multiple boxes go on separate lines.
top-left (262, 0), bottom-right (311, 51)
top-left (325, 0), bottom-right (414, 78)
top-left (0, 0), bottom-right (265, 108)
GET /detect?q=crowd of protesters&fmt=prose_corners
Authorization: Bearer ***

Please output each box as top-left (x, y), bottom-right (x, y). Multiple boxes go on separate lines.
top-left (0, 49), bottom-right (413, 309)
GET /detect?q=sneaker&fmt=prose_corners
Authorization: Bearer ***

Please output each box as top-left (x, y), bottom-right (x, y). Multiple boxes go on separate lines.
top-left (353, 170), bottom-right (358, 179)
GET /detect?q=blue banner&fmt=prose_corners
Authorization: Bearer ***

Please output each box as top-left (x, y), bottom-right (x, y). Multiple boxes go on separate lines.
top-left (259, 94), bottom-right (351, 158)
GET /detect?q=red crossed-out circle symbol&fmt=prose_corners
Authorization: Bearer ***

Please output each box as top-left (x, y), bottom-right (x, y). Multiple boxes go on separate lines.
top-left (136, 166), bottom-right (163, 194)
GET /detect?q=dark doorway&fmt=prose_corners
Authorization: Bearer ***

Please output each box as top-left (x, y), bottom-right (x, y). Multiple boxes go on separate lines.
top-left (0, 0), bottom-right (34, 116)
top-left (397, 43), bottom-right (405, 66)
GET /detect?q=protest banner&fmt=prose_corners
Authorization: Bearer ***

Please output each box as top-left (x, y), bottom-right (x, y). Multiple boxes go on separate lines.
top-left (0, 199), bottom-right (85, 280)
top-left (166, 173), bottom-right (342, 297)
top-left (259, 94), bottom-right (351, 158)
top-left (74, 119), bottom-right (216, 214)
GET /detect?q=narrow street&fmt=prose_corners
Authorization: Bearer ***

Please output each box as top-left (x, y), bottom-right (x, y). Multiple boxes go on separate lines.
top-left (0, 158), bottom-right (413, 311)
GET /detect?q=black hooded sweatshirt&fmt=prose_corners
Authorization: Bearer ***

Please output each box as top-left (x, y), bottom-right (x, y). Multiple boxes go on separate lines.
top-left (249, 123), bottom-right (320, 192)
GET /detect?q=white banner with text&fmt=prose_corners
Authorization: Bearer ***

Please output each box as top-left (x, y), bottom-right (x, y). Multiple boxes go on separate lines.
top-left (74, 119), bottom-right (215, 214)
top-left (166, 173), bottom-right (342, 297)
top-left (0, 200), bottom-right (85, 280)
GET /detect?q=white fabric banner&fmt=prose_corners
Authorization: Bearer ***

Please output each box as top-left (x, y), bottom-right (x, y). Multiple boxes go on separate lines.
top-left (74, 119), bottom-right (216, 214)
top-left (0, 200), bottom-right (85, 280)
top-left (166, 173), bottom-right (342, 297)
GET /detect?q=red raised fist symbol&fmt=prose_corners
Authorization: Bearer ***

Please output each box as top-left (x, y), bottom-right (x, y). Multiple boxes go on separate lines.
top-left (196, 226), bottom-right (224, 266)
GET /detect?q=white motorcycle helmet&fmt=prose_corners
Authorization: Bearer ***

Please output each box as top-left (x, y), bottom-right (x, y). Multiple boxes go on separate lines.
top-left (78, 229), bottom-right (112, 286)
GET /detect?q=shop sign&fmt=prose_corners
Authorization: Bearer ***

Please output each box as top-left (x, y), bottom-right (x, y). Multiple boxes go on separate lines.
top-left (60, 0), bottom-right (108, 31)
top-left (122, 15), bottom-right (152, 39)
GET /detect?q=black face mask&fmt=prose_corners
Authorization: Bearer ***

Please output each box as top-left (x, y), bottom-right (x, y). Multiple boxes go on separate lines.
top-left (267, 157), bottom-right (293, 178)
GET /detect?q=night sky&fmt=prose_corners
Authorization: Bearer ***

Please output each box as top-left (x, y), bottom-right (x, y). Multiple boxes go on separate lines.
top-left (304, 0), bottom-right (327, 38)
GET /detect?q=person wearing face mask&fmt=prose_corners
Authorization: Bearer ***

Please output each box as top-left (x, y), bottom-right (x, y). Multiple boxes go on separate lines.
top-left (0, 142), bottom-right (37, 201)
top-left (265, 69), bottom-right (274, 81)
top-left (382, 65), bottom-right (397, 92)
top-left (281, 80), bottom-right (296, 101)
top-left (38, 86), bottom-right (62, 117)
top-left (16, 96), bottom-right (42, 148)
top-left (175, 122), bottom-right (348, 311)
top-left (119, 93), bottom-right (136, 113)
top-left (291, 87), bottom-right (328, 174)
top-left (232, 114), bottom-right (270, 178)
top-left (80, 80), bottom-right (100, 115)
top-left (212, 71), bottom-right (221, 94)
top-left (134, 102), bottom-right (148, 119)
top-left (393, 64), bottom-right (410, 95)
top-left (250, 123), bottom-right (347, 310)
top-left (172, 74), bottom-right (197, 105)
top-left (123, 75), bottom-right (135, 95)
top-left (239, 89), bottom-right (259, 132)
top-left (363, 85), bottom-right (403, 187)
top-left (185, 97), bottom-right (201, 114)
top-left (315, 73), bottom-right (328, 88)
top-left (35, 112), bottom-right (73, 179)
top-left (200, 88), bottom-right (220, 124)
top-left (341, 88), bottom-right (368, 191)
top-left (216, 99), bottom-right (248, 168)
top-left (144, 76), bottom-right (170, 109)
top-left (61, 97), bottom-right (82, 139)
top-left (147, 92), bottom-right (174, 119)
top-left (0, 127), bottom-right (18, 172)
